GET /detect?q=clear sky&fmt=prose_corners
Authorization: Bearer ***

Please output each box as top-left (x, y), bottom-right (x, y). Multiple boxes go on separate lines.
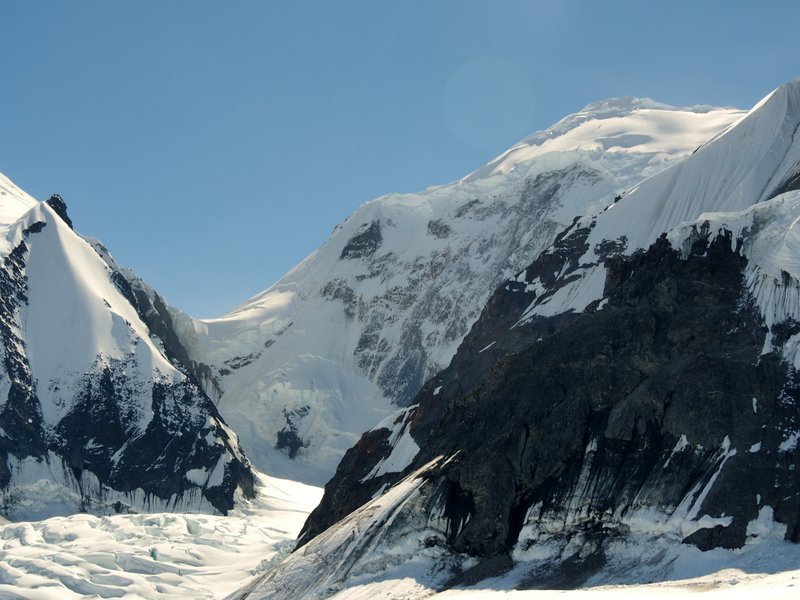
top-left (2, 1), bottom-right (799, 317)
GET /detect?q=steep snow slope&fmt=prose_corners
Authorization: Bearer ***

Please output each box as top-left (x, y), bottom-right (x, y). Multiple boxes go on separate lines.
top-left (0, 171), bottom-right (38, 225)
top-left (514, 79), bottom-right (800, 323)
top-left (0, 194), bottom-right (254, 518)
top-left (179, 100), bottom-right (744, 483)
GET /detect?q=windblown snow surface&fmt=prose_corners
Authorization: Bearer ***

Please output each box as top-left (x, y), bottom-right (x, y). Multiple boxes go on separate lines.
top-left (174, 99), bottom-right (745, 485)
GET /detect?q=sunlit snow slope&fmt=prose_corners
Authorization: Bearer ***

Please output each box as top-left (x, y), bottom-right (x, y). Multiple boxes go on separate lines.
top-left (178, 99), bottom-right (744, 484)
top-left (0, 172), bottom-right (38, 225)
top-left (514, 79), bottom-right (800, 339)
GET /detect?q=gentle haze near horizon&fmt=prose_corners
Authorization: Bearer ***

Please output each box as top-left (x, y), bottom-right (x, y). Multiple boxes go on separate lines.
top-left (2, 1), bottom-right (799, 316)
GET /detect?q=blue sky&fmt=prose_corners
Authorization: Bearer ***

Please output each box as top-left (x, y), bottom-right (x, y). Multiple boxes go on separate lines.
top-left (2, 1), bottom-right (799, 317)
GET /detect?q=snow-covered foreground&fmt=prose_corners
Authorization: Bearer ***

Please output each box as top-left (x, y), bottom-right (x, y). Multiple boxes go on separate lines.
top-left (5, 512), bottom-right (797, 600)
top-left (4, 470), bottom-right (798, 600)
top-left (0, 474), bottom-right (322, 599)
top-left (331, 568), bottom-right (800, 599)
top-left (326, 537), bottom-right (800, 599)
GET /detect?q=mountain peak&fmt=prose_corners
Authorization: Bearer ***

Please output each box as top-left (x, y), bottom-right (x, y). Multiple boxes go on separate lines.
top-left (462, 98), bottom-right (744, 185)
top-left (577, 96), bottom-right (728, 118)
top-left (178, 89), bottom-right (745, 485)
top-left (0, 181), bottom-right (255, 518)
top-left (579, 96), bottom-right (675, 115)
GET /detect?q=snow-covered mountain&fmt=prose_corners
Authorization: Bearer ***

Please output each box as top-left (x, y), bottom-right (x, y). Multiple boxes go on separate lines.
top-left (0, 179), bottom-right (254, 519)
top-left (241, 80), bottom-right (800, 597)
top-left (4, 78), bottom-right (800, 599)
top-left (175, 99), bottom-right (744, 484)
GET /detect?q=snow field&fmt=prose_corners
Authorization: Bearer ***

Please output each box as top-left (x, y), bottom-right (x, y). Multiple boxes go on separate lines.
top-left (328, 565), bottom-right (800, 600)
top-left (0, 473), bottom-right (322, 599)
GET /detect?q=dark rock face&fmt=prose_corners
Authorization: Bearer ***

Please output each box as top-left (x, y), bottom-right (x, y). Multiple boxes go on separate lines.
top-left (45, 194), bottom-right (73, 229)
top-left (108, 269), bottom-right (223, 401)
top-left (770, 167), bottom-right (800, 199)
top-left (422, 232), bottom-right (798, 556)
top-left (276, 406), bottom-right (311, 459)
top-left (340, 220), bottom-right (383, 260)
top-left (49, 364), bottom-right (253, 514)
top-left (299, 228), bottom-right (800, 573)
top-left (296, 425), bottom-right (394, 548)
top-left (0, 224), bottom-right (48, 491)
top-left (427, 219), bottom-right (452, 239)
